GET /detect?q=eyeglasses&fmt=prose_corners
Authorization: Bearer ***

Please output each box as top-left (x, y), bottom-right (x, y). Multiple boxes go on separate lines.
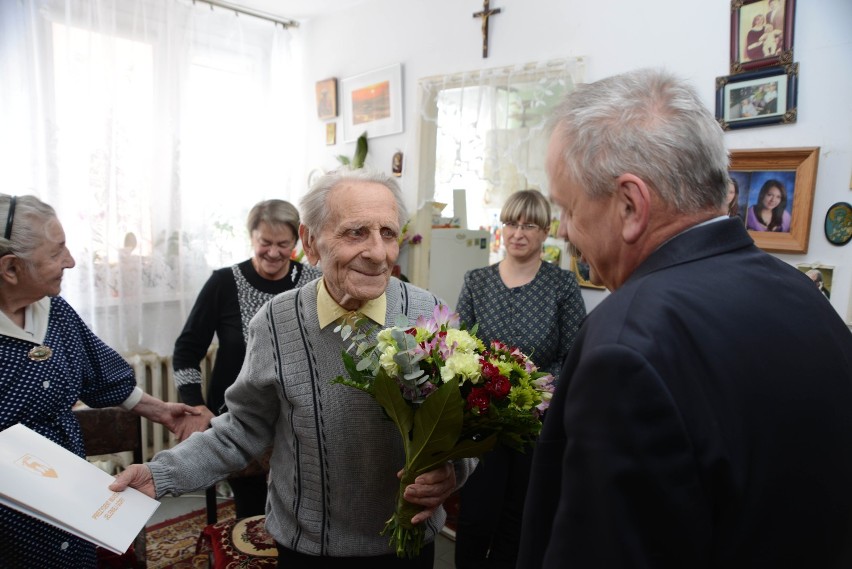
top-left (4, 196), bottom-right (16, 240)
top-left (502, 221), bottom-right (541, 233)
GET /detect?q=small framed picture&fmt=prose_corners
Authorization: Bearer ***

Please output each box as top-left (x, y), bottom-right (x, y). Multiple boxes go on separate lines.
top-left (315, 78), bottom-right (338, 120)
top-left (715, 63), bottom-right (797, 131)
top-left (796, 263), bottom-right (833, 300)
top-left (570, 254), bottom-right (605, 290)
top-left (729, 147), bottom-right (819, 254)
top-left (730, 0), bottom-right (795, 73)
top-left (326, 122), bottom-right (337, 146)
top-left (340, 63), bottom-right (403, 143)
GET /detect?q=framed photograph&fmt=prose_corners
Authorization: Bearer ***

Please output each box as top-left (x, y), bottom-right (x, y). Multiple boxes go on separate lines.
top-left (325, 122), bottom-right (337, 146)
top-left (340, 63), bottom-right (403, 143)
top-left (729, 147), bottom-right (819, 254)
top-left (730, 0), bottom-right (795, 73)
top-left (315, 78), bottom-right (337, 120)
top-left (716, 63), bottom-right (797, 130)
top-left (570, 254), bottom-right (605, 290)
top-left (824, 201), bottom-right (852, 246)
top-left (796, 263), bottom-right (833, 300)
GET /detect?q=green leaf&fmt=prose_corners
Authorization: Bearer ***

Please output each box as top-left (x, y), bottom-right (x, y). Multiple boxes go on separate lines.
top-left (373, 373), bottom-right (414, 456)
top-left (407, 379), bottom-right (464, 472)
top-left (353, 131), bottom-right (369, 169)
top-left (415, 433), bottom-right (498, 474)
top-left (394, 314), bottom-right (412, 328)
top-left (356, 357), bottom-right (374, 371)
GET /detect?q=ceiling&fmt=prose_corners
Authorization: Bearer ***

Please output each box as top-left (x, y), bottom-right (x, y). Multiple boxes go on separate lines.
top-left (219, 0), bottom-right (372, 22)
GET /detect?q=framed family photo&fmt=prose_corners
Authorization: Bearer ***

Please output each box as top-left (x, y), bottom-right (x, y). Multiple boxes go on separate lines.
top-left (315, 78), bottom-right (338, 120)
top-left (340, 63), bottom-right (403, 143)
top-left (716, 63), bottom-right (797, 131)
top-left (729, 147), bottom-right (819, 254)
top-left (730, 0), bottom-right (795, 73)
top-left (570, 254), bottom-right (605, 290)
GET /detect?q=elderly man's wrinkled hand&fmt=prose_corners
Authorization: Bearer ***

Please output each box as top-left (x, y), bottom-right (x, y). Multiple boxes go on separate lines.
top-left (109, 464), bottom-right (156, 498)
top-left (401, 462), bottom-right (456, 525)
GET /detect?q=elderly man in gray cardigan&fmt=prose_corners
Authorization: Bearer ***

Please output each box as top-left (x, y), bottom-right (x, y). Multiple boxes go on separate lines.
top-left (113, 168), bottom-right (474, 568)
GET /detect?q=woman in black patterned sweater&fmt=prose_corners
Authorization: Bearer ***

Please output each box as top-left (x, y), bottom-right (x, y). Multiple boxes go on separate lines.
top-left (454, 189), bottom-right (586, 569)
top-left (172, 199), bottom-right (320, 518)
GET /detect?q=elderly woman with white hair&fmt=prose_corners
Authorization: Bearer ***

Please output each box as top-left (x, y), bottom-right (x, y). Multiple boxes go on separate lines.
top-left (0, 194), bottom-right (199, 567)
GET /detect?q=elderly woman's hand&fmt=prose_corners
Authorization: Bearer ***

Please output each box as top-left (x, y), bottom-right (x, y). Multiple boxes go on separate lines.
top-left (131, 393), bottom-right (201, 435)
top-left (400, 462), bottom-right (456, 525)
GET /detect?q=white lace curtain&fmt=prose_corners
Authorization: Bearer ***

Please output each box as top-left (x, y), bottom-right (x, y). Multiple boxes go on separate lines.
top-left (0, 0), bottom-right (305, 355)
top-left (417, 58), bottom-right (585, 232)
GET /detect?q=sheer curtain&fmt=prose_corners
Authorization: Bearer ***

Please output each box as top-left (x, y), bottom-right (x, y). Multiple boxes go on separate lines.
top-left (0, 0), bottom-right (305, 355)
top-left (417, 58), bottom-right (585, 232)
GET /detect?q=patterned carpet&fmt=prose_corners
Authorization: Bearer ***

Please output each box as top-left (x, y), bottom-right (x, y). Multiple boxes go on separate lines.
top-left (146, 501), bottom-right (235, 569)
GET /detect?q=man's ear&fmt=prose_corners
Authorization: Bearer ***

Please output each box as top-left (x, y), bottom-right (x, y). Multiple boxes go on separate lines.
top-left (615, 174), bottom-right (651, 244)
top-left (0, 255), bottom-right (20, 285)
top-left (299, 224), bottom-right (320, 266)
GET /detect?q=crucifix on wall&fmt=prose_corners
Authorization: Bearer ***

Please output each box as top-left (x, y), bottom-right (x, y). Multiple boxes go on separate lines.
top-left (472, 0), bottom-right (501, 58)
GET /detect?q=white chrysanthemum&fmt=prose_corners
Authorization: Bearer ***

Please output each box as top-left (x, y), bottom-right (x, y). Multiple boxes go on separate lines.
top-left (440, 351), bottom-right (482, 384)
top-left (444, 329), bottom-right (478, 353)
top-left (379, 345), bottom-right (399, 376)
top-left (376, 327), bottom-right (399, 353)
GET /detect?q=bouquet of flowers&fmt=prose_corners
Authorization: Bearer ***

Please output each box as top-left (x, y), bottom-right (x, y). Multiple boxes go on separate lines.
top-left (333, 304), bottom-right (554, 558)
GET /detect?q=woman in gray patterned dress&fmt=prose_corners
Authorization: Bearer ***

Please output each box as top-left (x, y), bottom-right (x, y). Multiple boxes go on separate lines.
top-left (171, 199), bottom-right (321, 518)
top-left (454, 189), bottom-right (586, 569)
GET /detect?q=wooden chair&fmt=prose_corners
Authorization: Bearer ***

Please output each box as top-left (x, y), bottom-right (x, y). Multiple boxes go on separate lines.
top-left (74, 406), bottom-right (147, 569)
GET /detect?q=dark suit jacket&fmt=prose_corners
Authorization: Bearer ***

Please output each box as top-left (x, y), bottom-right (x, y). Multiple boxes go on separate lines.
top-left (517, 219), bottom-right (852, 568)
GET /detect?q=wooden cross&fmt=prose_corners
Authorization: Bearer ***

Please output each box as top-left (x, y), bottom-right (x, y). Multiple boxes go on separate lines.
top-left (472, 0), bottom-right (501, 58)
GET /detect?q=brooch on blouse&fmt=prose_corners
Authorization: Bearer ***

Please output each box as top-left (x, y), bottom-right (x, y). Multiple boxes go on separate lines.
top-left (28, 345), bottom-right (53, 361)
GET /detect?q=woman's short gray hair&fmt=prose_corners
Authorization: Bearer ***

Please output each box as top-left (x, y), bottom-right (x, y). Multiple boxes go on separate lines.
top-left (246, 199), bottom-right (301, 237)
top-left (0, 194), bottom-right (57, 261)
top-left (299, 168), bottom-right (408, 234)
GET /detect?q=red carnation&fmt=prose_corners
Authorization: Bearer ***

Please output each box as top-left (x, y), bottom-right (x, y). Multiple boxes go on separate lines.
top-left (481, 361), bottom-right (500, 381)
top-left (485, 375), bottom-right (511, 399)
top-left (466, 387), bottom-right (490, 412)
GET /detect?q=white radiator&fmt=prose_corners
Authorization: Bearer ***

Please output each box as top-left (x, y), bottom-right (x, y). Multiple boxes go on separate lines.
top-left (125, 346), bottom-right (217, 461)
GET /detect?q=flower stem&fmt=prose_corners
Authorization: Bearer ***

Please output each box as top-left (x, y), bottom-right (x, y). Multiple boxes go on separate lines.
top-left (381, 470), bottom-right (426, 558)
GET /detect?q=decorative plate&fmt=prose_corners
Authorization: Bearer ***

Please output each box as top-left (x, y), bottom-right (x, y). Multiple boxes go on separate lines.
top-left (824, 202), bottom-right (852, 246)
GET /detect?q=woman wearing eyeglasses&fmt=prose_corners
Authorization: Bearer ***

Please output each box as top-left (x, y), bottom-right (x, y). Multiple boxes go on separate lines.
top-left (454, 189), bottom-right (586, 569)
top-left (0, 194), bottom-right (199, 567)
top-left (172, 199), bottom-right (321, 518)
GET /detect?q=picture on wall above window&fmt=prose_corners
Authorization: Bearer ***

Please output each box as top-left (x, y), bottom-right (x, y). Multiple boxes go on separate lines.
top-left (715, 63), bottom-right (797, 131)
top-left (730, 0), bottom-right (795, 73)
top-left (325, 122), bottom-right (337, 146)
top-left (315, 78), bottom-right (337, 120)
top-left (729, 147), bottom-right (818, 254)
top-left (340, 63), bottom-right (403, 143)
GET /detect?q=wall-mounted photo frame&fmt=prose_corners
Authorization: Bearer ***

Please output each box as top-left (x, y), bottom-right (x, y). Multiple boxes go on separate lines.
top-left (824, 201), bottom-right (852, 246)
top-left (796, 263), bottom-right (833, 300)
top-left (315, 78), bottom-right (337, 120)
top-left (730, 0), bottom-right (795, 73)
top-left (570, 254), bottom-right (605, 290)
top-left (716, 63), bottom-right (797, 131)
top-left (340, 63), bottom-right (403, 143)
top-left (325, 122), bottom-right (337, 146)
top-left (729, 147), bottom-right (819, 254)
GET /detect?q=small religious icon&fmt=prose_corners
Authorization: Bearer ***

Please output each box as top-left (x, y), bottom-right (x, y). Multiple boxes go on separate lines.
top-left (472, 0), bottom-right (501, 58)
top-left (28, 345), bottom-right (53, 361)
top-left (392, 151), bottom-right (404, 177)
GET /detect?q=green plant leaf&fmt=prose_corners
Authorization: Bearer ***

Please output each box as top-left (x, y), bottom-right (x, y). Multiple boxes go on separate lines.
top-left (407, 379), bottom-right (464, 472)
top-left (353, 131), bottom-right (368, 169)
top-left (373, 372), bottom-right (414, 456)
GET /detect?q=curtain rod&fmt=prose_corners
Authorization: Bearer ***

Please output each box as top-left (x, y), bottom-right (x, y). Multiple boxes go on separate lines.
top-left (192, 0), bottom-right (300, 28)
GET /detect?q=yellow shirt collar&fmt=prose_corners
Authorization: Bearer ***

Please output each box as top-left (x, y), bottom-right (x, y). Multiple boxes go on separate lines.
top-left (316, 278), bottom-right (387, 329)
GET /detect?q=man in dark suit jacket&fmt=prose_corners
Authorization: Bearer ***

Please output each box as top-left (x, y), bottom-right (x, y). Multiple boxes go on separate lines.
top-left (517, 68), bottom-right (852, 568)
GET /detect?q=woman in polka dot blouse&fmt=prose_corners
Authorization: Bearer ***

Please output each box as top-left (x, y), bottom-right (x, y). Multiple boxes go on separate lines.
top-left (0, 194), bottom-right (199, 568)
top-left (453, 189), bottom-right (586, 569)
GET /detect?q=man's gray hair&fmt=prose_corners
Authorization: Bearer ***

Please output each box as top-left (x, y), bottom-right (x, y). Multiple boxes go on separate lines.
top-left (0, 194), bottom-right (58, 261)
top-left (549, 68), bottom-right (730, 213)
top-left (300, 168), bottom-right (408, 233)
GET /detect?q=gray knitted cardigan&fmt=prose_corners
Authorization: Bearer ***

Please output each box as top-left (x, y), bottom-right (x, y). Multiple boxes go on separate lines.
top-left (149, 277), bottom-right (476, 557)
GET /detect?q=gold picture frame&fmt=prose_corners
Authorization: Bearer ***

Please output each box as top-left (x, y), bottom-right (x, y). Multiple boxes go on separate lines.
top-left (315, 78), bottom-right (337, 120)
top-left (570, 254), bottom-right (605, 290)
top-left (730, 147), bottom-right (819, 253)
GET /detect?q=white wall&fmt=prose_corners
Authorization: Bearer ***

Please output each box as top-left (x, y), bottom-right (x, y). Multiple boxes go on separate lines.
top-left (297, 0), bottom-right (852, 320)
